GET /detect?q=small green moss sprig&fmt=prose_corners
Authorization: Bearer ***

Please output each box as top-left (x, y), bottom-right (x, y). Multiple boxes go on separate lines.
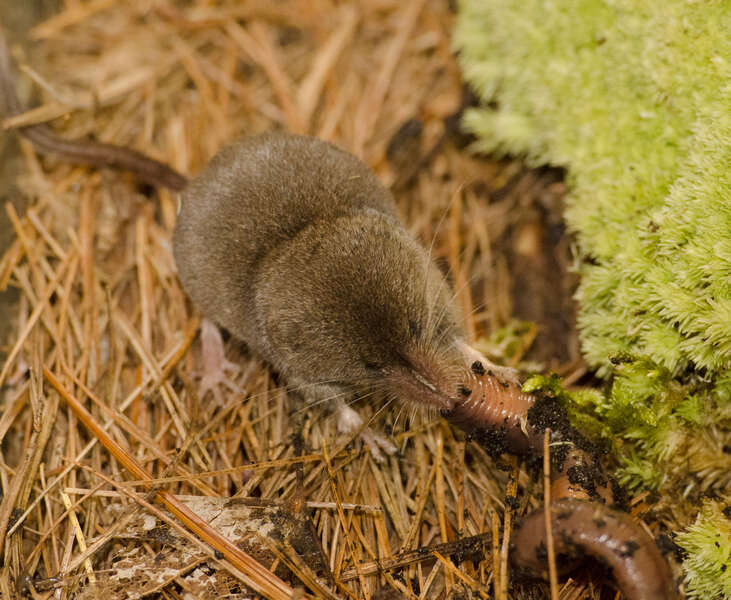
top-left (675, 501), bottom-right (731, 600)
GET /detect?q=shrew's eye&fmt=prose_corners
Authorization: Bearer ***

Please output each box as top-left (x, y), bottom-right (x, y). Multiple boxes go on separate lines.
top-left (364, 361), bottom-right (384, 372)
top-left (408, 319), bottom-right (421, 338)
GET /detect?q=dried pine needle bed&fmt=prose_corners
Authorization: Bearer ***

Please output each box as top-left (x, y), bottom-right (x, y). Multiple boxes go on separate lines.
top-left (0, 2), bottom-right (596, 599)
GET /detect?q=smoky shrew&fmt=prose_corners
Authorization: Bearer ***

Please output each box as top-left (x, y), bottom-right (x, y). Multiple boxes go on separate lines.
top-left (0, 29), bottom-right (484, 414)
top-left (0, 29), bottom-right (677, 598)
top-left (173, 132), bottom-right (478, 415)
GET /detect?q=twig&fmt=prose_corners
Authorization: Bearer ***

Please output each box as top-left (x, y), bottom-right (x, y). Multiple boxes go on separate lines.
top-left (339, 531), bottom-right (492, 581)
top-left (499, 457), bottom-right (519, 600)
top-left (544, 428), bottom-right (559, 600)
top-left (491, 510), bottom-right (501, 596)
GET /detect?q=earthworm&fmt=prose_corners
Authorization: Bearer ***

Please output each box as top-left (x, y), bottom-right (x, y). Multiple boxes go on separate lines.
top-left (512, 499), bottom-right (677, 600)
top-left (442, 364), bottom-right (678, 599)
top-left (549, 444), bottom-right (615, 505)
top-left (447, 361), bottom-right (540, 457)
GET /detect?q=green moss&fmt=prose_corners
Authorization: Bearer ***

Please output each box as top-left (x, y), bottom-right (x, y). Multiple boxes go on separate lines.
top-left (675, 501), bottom-right (731, 600)
top-left (454, 4), bottom-right (731, 594)
top-left (455, 0), bottom-right (731, 378)
top-left (527, 356), bottom-right (728, 490)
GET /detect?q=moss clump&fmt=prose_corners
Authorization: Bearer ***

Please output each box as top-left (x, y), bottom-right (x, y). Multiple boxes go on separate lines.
top-left (454, 0), bottom-right (731, 378)
top-left (455, 4), bottom-right (731, 595)
top-left (526, 358), bottom-right (730, 495)
top-left (675, 501), bottom-right (731, 600)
